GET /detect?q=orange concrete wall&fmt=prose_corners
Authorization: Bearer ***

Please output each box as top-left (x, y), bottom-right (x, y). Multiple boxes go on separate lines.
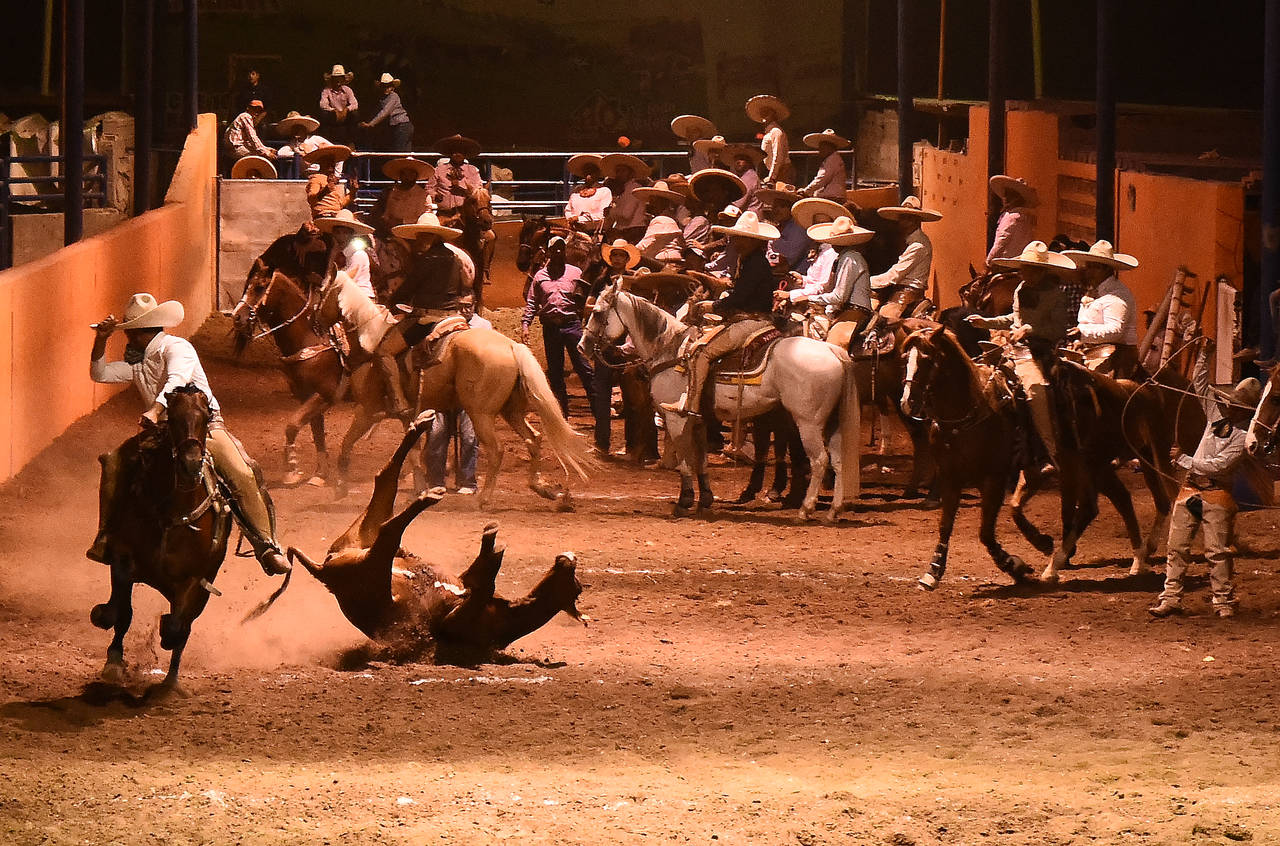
top-left (918, 106), bottom-right (988, 302)
top-left (0, 114), bottom-right (218, 482)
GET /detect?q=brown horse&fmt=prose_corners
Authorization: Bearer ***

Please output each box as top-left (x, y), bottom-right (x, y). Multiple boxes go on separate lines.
top-left (91, 386), bottom-right (236, 689)
top-left (1246, 361), bottom-right (1280, 456)
top-left (248, 412), bottom-right (587, 662)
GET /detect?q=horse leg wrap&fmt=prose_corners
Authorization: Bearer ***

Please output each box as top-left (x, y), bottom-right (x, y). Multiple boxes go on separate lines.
top-left (918, 543), bottom-right (948, 591)
top-left (159, 613), bottom-right (189, 651)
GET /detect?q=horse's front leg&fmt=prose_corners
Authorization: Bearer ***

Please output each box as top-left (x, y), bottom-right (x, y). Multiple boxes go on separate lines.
top-left (309, 404), bottom-right (330, 486)
top-left (918, 479), bottom-right (961, 590)
top-left (979, 472), bottom-right (1033, 583)
top-left (157, 578), bottom-right (213, 692)
top-left (1045, 469), bottom-right (1099, 583)
top-left (1009, 470), bottom-right (1055, 555)
top-left (94, 563), bottom-right (134, 684)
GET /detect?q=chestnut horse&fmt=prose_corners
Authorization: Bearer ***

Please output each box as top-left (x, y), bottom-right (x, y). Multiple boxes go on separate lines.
top-left (1246, 361), bottom-right (1280, 456)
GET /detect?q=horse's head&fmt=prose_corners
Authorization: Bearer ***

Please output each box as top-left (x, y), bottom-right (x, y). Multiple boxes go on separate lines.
top-left (165, 385), bottom-right (212, 481)
top-left (232, 269), bottom-right (306, 348)
top-left (516, 217), bottom-right (550, 272)
top-left (232, 262), bottom-right (274, 349)
top-left (579, 282), bottom-right (627, 360)
top-left (1246, 363), bottom-right (1280, 455)
top-left (900, 325), bottom-right (943, 420)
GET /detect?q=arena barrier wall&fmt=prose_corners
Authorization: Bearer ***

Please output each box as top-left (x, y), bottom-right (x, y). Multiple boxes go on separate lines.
top-left (0, 114), bottom-right (218, 483)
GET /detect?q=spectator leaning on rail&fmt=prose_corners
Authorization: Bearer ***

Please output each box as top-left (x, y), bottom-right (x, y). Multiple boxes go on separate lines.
top-left (275, 112), bottom-right (330, 179)
top-left (1150, 339), bottom-right (1261, 619)
top-left (360, 73), bottom-right (414, 152)
top-left (318, 64), bottom-right (360, 146)
top-left (226, 100), bottom-right (277, 162)
top-left (88, 293), bottom-right (291, 577)
top-left (521, 236), bottom-right (597, 418)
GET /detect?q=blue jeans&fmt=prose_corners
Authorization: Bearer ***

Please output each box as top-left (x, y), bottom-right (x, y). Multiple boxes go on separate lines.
top-left (541, 320), bottom-right (595, 417)
top-left (390, 121), bottom-right (414, 152)
top-left (427, 410), bottom-right (477, 489)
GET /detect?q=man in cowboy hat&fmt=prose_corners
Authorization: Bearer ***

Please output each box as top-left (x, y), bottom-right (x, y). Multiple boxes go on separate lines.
top-left (360, 72), bottom-right (414, 151)
top-left (1150, 339), bottom-right (1260, 618)
top-left (601, 154), bottom-right (650, 243)
top-left (225, 100), bottom-right (277, 162)
top-left (305, 145), bottom-right (357, 220)
top-left (521, 236), bottom-right (597, 417)
top-left (372, 157), bottom-right (434, 232)
top-left (662, 211), bottom-right (780, 418)
top-left (1062, 240), bottom-right (1141, 377)
top-left (634, 180), bottom-right (688, 267)
top-left (276, 112), bottom-right (330, 179)
top-left (564, 155), bottom-right (612, 233)
top-left (319, 64), bottom-right (359, 146)
top-left (966, 241), bottom-right (1076, 464)
top-left (690, 134), bottom-right (728, 173)
top-left (375, 211), bottom-right (472, 419)
top-left (783, 216), bottom-right (876, 336)
top-left (871, 195), bottom-right (942, 323)
top-left (672, 115), bottom-right (717, 171)
top-left (799, 129), bottom-right (851, 201)
top-left (89, 294), bottom-right (290, 576)
top-left (315, 209), bottom-right (376, 298)
top-left (726, 144), bottom-right (764, 214)
top-left (746, 94), bottom-right (792, 184)
top-left (432, 134), bottom-right (483, 221)
top-left (758, 183), bottom-right (809, 276)
top-left (987, 175), bottom-right (1038, 269)
top-left (782, 199), bottom-right (856, 311)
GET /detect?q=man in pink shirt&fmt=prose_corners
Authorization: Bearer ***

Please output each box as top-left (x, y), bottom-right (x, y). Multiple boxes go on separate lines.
top-left (318, 64), bottom-right (360, 146)
top-left (986, 174), bottom-right (1037, 270)
top-left (520, 237), bottom-right (596, 416)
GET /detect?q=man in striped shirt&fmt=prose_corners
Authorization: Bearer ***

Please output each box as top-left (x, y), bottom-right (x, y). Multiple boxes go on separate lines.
top-left (225, 100), bottom-right (276, 161)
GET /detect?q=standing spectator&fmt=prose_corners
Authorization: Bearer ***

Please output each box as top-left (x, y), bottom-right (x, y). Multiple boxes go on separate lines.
top-left (360, 73), bottom-right (414, 152)
top-left (319, 64), bottom-right (360, 146)
top-left (425, 295), bottom-right (490, 495)
top-left (233, 68), bottom-right (271, 114)
top-left (726, 144), bottom-right (764, 214)
top-left (670, 114), bottom-right (717, 171)
top-left (225, 100), bottom-right (277, 162)
top-left (746, 94), bottom-right (792, 184)
top-left (520, 236), bottom-right (596, 417)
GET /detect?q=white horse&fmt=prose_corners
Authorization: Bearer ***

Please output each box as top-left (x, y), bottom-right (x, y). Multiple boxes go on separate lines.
top-left (580, 283), bottom-right (860, 520)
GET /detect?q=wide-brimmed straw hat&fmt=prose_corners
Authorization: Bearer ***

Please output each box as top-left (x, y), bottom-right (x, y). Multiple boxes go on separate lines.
top-left (314, 208), bottom-right (374, 235)
top-left (712, 210), bottom-right (780, 241)
top-left (990, 240), bottom-right (1075, 271)
top-left (303, 144), bottom-right (352, 166)
top-left (377, 72), bottom-right (401, 88)
top-left (689, 168), bottom-right (746, 204)
top-left (792, 197), bottom-right (852, 229)
top-left (599, 153), bottom-right (650, 180)
top-left (633, 180), bottom-right (687, 204)
top-left (567, 153), bottom-right (602, 178)
top-left (671, 114), bottom-right (716, 142)
top-left (1062, 239), bottom-right (1139, 271)
top-left (724, 142), bottom-right (765, 167)
top-left (692, 135), bottom-right (727, 158)
top-left (118, 293), bottom-right (185, 331)
top-left (989, 174), bottom-right (1039, 207)
top-left (276, 111), bottom-right (320, 137)
top-left (436, 134), bottom-right (481, 159)
top-left (230, 155), bottom-right (277, 180)
top-left (755, 181), bottom-right (802, 205)
top-left (878, 195), bottom-right (943, 222)
top-left (601, 238), bottom-right (641, 269)
top-left (324, 64), bottom-right (353, 83)
top-left (745, 94), bottom-right (790, 123)
top-left (1213, 377), bottom-right (1263, 413)
top-left (382, 156), bottom-right (435, 182)
top-left (807, 216), bottom-right (875, 246)
top-left (392, 210), bottom-right (463, 241)
top-left (663, 173), bottom-right (694, 198)
top-left (803, 128), bottom-right (852, 150)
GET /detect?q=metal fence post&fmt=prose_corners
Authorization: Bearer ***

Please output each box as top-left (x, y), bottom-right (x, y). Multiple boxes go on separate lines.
top-left (63, 0), bottom-right (85, 245)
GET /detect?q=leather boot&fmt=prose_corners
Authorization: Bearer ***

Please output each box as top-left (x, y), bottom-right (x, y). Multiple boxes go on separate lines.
top-left (660, 354), bottom-right (708, 418)
top-left (377, 353), bottom-right (411, 419)
top-left (87, 451), bottom-right (122, 563)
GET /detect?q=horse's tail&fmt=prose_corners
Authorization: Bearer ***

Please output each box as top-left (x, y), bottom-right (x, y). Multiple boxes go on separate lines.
top-left (511, 343), bottom-right (597, 482)
top-left (838, 350), bottom-right (862, 504)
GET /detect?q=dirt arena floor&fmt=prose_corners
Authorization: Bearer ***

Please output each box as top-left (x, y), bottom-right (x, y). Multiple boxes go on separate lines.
top-left (1, 313), bottom-right (1278, 845)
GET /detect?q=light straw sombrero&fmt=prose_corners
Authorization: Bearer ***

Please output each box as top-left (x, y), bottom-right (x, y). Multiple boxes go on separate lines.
top-left (599, 153), bottom-right (651, 179)
top-left (745, 94), bottom-right (790, 123)
top-left (711, 210), bottom-right (780, 241)
top-left (671, 114), bottom-right (716, 142)
top-left (1061, 239), bottom-right (1139, 270)
top-left (601, 239), bottom-right (641, 269)
top-left (807, 216), bottom-right (875, 246)
top-left (276, 111), bottom-right (320, 137)
top-left (633, 180), bottom-right (687, 204)
top-left (802, 128), bottom-right (852, 149)
top-left (877, 195), bottom-right (943, 222)
top-left (990, 240), bottom-right (1075, 271)
top-left (791, 197), bottom-right (852, 229)
top-left (989, 174), bottom-right (1039, 207)
top-left (314, 208), bottom-right (374, 235)
top-left (567, 153), bottom-right (603, 178)
top-left (392, 210), bottom-right (463, 241)
top-left (117, 293), bottom-right (185, 330)
top-left (381, 156), bottom-right (435, 182)
top-left (230, 155), bottom-right (277, 180)
top-left (689, 168), bottom-right (746, 204)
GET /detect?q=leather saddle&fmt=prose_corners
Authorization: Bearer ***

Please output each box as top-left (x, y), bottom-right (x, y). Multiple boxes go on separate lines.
top-left (709, 327), bottom-right (783, 386)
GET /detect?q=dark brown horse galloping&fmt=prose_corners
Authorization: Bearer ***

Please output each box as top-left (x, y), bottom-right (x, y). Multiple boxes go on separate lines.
top-left (91, 386), bottom-right (235, 689)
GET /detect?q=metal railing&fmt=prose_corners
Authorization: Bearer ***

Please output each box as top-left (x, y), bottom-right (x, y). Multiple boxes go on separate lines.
top-left (0, 151), bottom-right (108, 270)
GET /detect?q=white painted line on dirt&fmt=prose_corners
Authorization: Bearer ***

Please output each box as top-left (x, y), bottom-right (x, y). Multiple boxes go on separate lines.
top-left (410, 675), bottom-right (555, 686)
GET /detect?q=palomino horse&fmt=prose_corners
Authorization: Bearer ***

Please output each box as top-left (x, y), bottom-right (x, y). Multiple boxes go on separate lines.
top-left (901, 324), bottom-right (1180, 587)
top-left (1246, 361), bottom-right (1280, 456)
top-left (581, 283), bottom-right (860, 519)
top-left (91, 386), bottom-right (236, 689)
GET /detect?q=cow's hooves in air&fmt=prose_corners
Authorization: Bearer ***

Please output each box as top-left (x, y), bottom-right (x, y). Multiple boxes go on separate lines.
top-left (89, 603), bottom-right (116, 630)
top-left (100, 661), bottom-right (126, 685)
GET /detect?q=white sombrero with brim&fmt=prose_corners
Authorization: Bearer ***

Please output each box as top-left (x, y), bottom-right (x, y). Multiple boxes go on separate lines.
top-left (1062, 239), bottom-right (1139, 270)
top-left (671, 114), bottom-right (716, 142)
top-left (231, 155), bottom-right (277, 180)
top-left (990, 240), bottom-right (1075, 271)
top-left (689, 168), bottom-right (746, 204)
top-left (601, 238), bottom-right (641, 269)
top-left (802, 128), bottom-right (852, 150)
top-left (303, 144), bottom-right (352, 166)
top-left (567, 153), bottom-right (602, 178)
top-left (314, 208), bottom-right (374, 235)
top-left (692, 135), bottom-right (727, 158)
top-left (324, 64), bottom-right (353, 82)
top-left (633, 180), bottom-right (686, 204)
top-left (118, 293), bottom-right (185, 331)
top-left (711, 210), bottom-right (780, 241)
top-left (377, 72), bottom-right (401, 88)
top-left (392, 211), bottom-right (463, 241)
top-left (382, 156), bottom-right (435, 181)
top-left (792, 197), bottom-right (852, 229)
top-left (276, 111), bottom-right (320, 137)
top-left (755, 181), bottom-right (802, 205)
top-left (599, 153), bottom-right (650, 179)
top-left (745, 94), bottom-right (790, 123)
top-left (989, 174), bottom-right (1039, 207)
top-left (807, 216), bottom-right (874, 246)
top-left (878, 195), bottom-right (942, 222)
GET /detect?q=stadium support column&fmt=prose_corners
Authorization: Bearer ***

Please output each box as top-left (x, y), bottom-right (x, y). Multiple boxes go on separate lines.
top-left (185, 0), bottom-right (199, 131)
top-left (135, 0), bottom-right (154, 214)
top-left (1096, 0), bottom-right (1116, 243)
top-left (63, 0), bottom-right (85, 245)
top-left (897, 0), bottom-right (914, 199)
top-left (987, 0), bottom-right (1005, 247)
top-left (1260, 0), bottom-right (1280, 361)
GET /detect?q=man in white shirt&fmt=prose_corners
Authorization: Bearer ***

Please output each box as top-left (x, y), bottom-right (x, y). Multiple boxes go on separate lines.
top-left (88, 294), bottom-right (290, 576)
top-left (633, 180), bottom-right (688, 266)
top-left (1062, 240), bottom-right (1141, 377)
top-left (316, 209), bottom-right (376, 298)
top-left (746, 94), bottom-right (793, 184)
top-left (564, 155), bottom-right (612, 233)
top-left (870, 196), bottom-right (942, 322)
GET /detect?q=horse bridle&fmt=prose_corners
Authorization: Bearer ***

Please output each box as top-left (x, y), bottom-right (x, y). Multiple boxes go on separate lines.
top-left (241, 276), bottom-right (314, 341)
top-left (902, 342), bottom-right (999, 431)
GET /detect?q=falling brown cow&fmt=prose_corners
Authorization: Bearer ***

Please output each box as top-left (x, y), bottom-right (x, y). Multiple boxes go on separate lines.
top-left (251, 412), bottom-right (587, 661)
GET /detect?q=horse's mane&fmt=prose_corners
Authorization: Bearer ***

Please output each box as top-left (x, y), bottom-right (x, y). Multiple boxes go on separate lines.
top-left (325, 270), bottom-right (392, 354)
top-left (619, 289), bottom-right (689, 351)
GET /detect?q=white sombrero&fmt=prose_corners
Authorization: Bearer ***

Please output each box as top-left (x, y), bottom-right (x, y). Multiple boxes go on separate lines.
top-left (601, 238), bottom-right (641, 269)
top-left (382, 156), bottom-right (435, 182)
top-left (633, 180), bottom-right (686, 204)
top-left (314, 208), bottom-right (374, 235)
top-left (303, 144), bottom-right (352, 166)
top-left (807, 216), bottom-right (874, 246)
top-left (599, 153), bottom-right (650, 179)
top-left (755, 181), bottom-right (802, 205)
top-left (276, 111), bottom-right (320, 137)
top-left (324, 64), bottom-right (353, 83)
top-left (989, 174), bottom-right (1039, 207)
top-left (377, 72), bottom-right (401, 88)
top-left (877, 195), bottom-right (942, 222)
top-left (802, 128), bottom-right (852, 150)
top-left (230, 155), bottom-right (277, 180)
top-left (118, 293), bottom-right (185, 331)
top-left (671, 114), bottom-right (716, 142)
top-left (689, 168), bottom-right (746, 204)
top-left (791, 197), bottom-right (852, 229)
top-left (990, 240), bottom-right (1075, 271)
top-left (745, 94), bottom-right (790, 123)
top-left (567, 153), bottom-right (603, 178)
top-left (1061, 239), bottom-right (1139, 270)
top-left (392, 210), bottom-right (463, 241)
top-left (692, 135), bottom-right (727, 158)
top-left (711, 210), bottom-right (780, 241)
